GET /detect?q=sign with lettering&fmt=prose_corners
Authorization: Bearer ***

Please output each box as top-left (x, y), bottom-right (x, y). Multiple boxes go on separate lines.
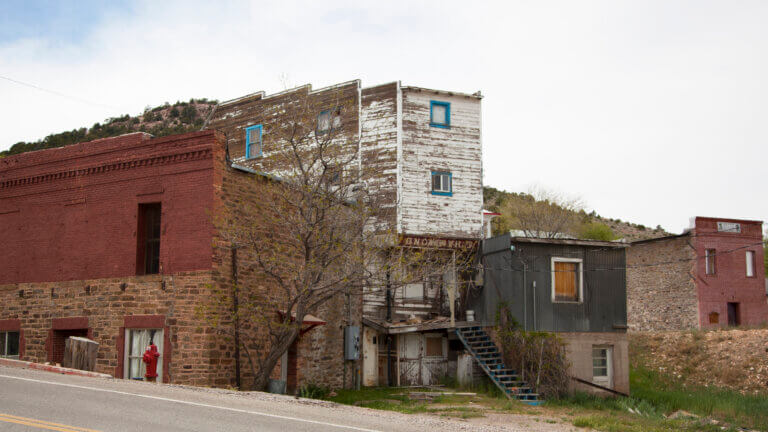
top-left (717, 222), bottom-right (741, 233)
top-left (398, 235), bottom-right (479, 250)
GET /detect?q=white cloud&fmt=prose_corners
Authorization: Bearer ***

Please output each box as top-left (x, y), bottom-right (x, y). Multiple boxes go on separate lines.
top-left (1, 0), bottom-right (767, 233)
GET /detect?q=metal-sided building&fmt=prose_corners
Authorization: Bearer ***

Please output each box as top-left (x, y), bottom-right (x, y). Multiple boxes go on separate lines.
top-left (472, 234), bottom-right (630, 395)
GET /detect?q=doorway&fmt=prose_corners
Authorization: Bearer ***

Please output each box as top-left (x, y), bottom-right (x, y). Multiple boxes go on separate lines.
top-left (51, 329), bottom-right (88, 365)
top-left (727, 302), bottom-right (740, 327)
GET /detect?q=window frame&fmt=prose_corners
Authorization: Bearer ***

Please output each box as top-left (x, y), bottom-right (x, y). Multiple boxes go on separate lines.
top-left (136, 203), bottom-right (161, 275)
top-left (0, 331), bottom-right (20, 359)
top-left (551, 257), bottom-right (584, 303)
top-left (592, 345), bottom-right (613, 388)
top-left (705, 248), bottom-right (716, 275)
top-left (431, 171), bottom-right (452, 196)
top-left (429, 100), bottom-right (451, 129)
top-left (402, 282), bottom-right (425, 300)
top-left (746, 250), bottom-right (756, 277)
top-left (424, 334), bottom-right (446, 358)
top-left (124, 328), bottom-right (164, 381)
top-left (317, 107), bottom-right (342, 135)
top-left (245, 124), bottom-right (263, 159)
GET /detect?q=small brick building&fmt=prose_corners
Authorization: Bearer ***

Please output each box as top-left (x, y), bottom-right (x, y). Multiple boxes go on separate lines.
top-left (0, 130), bottom-right (358, 389)
top-left (627, 217), bottom-right (768, 331)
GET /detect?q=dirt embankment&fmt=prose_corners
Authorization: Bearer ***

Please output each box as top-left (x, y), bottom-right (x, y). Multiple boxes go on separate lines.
top-left (631, 329), bottom-right (768, 394)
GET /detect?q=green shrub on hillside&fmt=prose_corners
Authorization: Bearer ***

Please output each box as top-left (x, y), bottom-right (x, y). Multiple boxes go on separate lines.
top-left (579, 222), bottom-right (617, 241)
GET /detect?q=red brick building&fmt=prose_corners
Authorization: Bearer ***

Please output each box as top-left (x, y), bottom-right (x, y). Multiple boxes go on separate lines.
top-left (0, 131), bottom-right (357, 390)
top-left (627, 217), bottom-right (768, 331)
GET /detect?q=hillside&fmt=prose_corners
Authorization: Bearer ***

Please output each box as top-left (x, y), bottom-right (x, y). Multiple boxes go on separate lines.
top-left (483, 186), bottom-right (670, 241)
top-left (631, 329), bottom-right (768, 395)
top-left (0, 99), bottom-right (218, 158)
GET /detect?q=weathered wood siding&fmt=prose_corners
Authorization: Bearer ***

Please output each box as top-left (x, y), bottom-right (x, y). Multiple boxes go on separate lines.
top-left (206, 81), bottom-right (361, 175)
top-left (399, 89), bottom-right (483, 239)
top-left (360, 83), bottom-right (399, 229)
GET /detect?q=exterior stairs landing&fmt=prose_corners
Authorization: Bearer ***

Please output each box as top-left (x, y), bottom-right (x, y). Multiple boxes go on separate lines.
top-left (456, 326), bottom-right (543, 406)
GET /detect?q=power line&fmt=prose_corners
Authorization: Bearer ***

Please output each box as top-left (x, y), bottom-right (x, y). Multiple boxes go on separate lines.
top-left (0, 74), bottom-right (118, 110)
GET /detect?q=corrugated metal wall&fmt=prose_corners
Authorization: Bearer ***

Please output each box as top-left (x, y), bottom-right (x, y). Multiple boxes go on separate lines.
top-left (471, 234), bottom-right (627, 333)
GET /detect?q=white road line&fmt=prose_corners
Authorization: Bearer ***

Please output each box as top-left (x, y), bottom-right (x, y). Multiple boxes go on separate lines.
top-left (0, 374), bottom-right (381, 432)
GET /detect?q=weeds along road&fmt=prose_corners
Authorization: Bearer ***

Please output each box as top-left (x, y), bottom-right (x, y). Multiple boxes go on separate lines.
top-left (0, 365), bottom-right (568, 432)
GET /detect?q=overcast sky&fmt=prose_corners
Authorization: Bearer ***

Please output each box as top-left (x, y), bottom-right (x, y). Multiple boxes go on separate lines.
top-left (2, 0), bottom-right (766, 233)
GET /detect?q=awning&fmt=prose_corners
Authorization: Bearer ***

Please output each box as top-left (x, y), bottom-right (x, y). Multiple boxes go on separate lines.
top-left (277, 311), bottom-right (327, 335)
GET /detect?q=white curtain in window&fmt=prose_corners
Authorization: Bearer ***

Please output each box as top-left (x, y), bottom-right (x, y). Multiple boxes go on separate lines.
top-left (126, 329), bottom-right (163, 380)
top-left (432, 105), bottom-right (446, 124)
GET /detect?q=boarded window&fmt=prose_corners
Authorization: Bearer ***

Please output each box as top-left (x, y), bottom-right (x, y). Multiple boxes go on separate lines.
top-left (746, 251), bottom-right (755, 277)
top-left (425, 336), bottom-right (443, 357)
top-left (553, 260), bottom-right (580, 302)
top-left (708, 312), bottom-right (719, 324)
top-left (403, 283), bottom-right (424, 299)
top-left (705, 249), bottom-right (716, 275)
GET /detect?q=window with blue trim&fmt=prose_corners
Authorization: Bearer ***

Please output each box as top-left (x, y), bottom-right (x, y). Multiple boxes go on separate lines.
top-left (431, 171), bottom-right (452, 196)
top-left (430, 101), bottom-right (450, 128)
top-left (245, 125), bottom-right (262, 159)
top-left (317, 107), bottom-right (342, 134)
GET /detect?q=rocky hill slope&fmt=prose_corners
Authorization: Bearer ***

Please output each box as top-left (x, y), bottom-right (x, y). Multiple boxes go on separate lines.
top-left (1, 99), bottom-right (217, 158)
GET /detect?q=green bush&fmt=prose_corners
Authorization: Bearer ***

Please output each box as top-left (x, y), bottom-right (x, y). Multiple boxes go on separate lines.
top-left (579, 222), bottom-right (617, 241)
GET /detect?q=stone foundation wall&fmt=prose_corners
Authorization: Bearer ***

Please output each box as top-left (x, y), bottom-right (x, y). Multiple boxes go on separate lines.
top-left (0, 271), bottom-right (220, 386)
top-left (626, 236), bottom-right (699, 331)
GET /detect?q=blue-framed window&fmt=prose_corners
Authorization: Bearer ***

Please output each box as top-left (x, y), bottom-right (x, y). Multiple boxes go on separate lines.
top-left (317, 107), bottom-right (342, 134)
top-left (430, 101), bottom-right (450, 128)
top-left (245, 124), bottom-right (262, 159)
top-left (431, 171), bottom-right (452, 196)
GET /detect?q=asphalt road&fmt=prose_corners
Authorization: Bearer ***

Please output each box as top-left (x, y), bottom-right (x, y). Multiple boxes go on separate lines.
top-left (0, 365), bottom-right (506, 432)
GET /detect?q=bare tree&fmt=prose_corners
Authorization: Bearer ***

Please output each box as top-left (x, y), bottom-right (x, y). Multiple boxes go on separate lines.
top-left (501, 185), bottom-right (584, 238)
top-left (200, 88), bottom-right (462, 391)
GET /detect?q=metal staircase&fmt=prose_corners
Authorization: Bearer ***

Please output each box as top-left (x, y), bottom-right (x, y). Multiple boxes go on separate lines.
top-left (456, 326), bottom-right (542, 406)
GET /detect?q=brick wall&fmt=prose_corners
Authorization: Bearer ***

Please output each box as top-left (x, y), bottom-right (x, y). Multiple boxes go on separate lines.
top-left (0, 271), bottom-right (221, 386)
top-left (693, 217), bottom-right (768, 328)
top-left (0, 131), bottom-right (217, 284)
top-left (626, 235), bottom-right (699, 331)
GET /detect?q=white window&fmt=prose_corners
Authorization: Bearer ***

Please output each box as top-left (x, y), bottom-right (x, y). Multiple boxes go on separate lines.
top-left (746, 250), bottom-right (755, 277)
top-left (551, 258), bottom-right (583, 303)
top-left (0, 331), bottom-right (20, 359)
top-left (124, 329), bottom-right (163, 381)
top-left (429, 101), bottom-right (450, 128)
top-left (592, 346), bottom-right (613, 388)
top-left (403, 283), bottom-right (424, 299)
top-left (705, 249), bottom-right (716, 275)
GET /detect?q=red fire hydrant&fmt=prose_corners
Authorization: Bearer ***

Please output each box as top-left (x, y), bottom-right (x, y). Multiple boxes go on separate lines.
top-left (142, 343), bottom-right (160, 382)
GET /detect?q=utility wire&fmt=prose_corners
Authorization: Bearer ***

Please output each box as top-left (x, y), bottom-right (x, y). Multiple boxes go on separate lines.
top-left (0, 74), bottom-right (119, 110)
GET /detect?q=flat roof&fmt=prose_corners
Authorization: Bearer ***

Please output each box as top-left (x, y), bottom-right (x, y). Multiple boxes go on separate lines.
top-left (510, 237), bottom-right (629, 248)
